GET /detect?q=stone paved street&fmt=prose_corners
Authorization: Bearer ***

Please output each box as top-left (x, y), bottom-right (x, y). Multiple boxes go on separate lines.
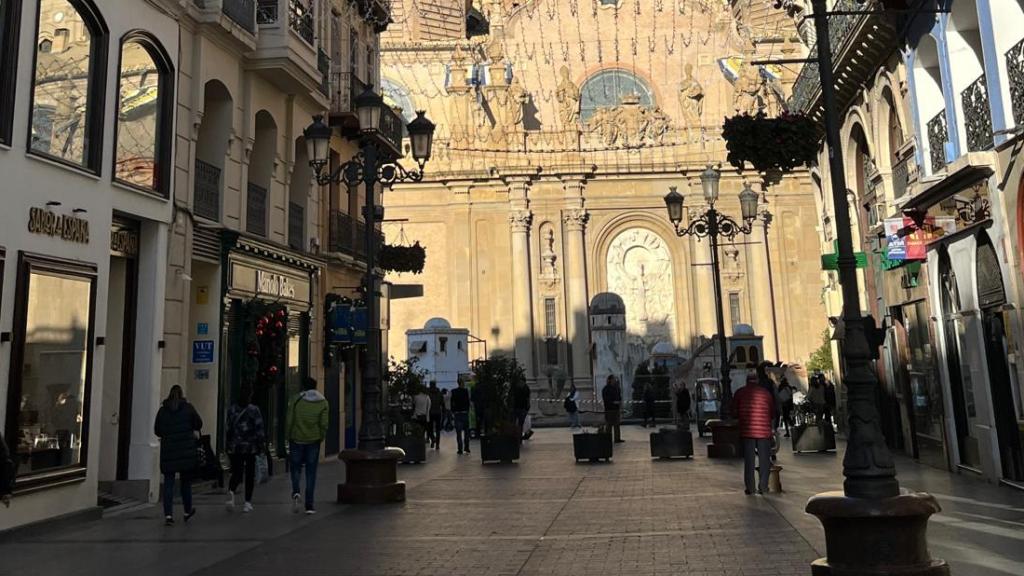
top-left (2, 426), bottom-right (1023, 576)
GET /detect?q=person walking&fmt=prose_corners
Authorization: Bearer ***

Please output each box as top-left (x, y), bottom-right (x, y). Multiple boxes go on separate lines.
top-left (428, 381), bottom-right (444, 450)
top-left (565, 383), bottom-right (581, 429)
top-left (642, 383), bottom-right (657, 428)
top-left (225, 385), bottom-right (265, 514)
top-left (154, 385), bottom-right (203, 525)
top-left (675, 384), bottom-right (691, 430)
top-left (824, 378), bottom-right (837, 425)
top-left (733, 373), bottom-right (774, 495)
top-left (451, 378), bottom-right (472, 454)
top-left (1, 430), bottom-right (14, 508)
top-left (287, 377), bottom-right (328, 515)
top-left (512, 380), bottom-right (532, 441)
top-left (441, 389), bottom-right (452, 432)
top-left (808, 374), bottom-right (827, 423)
top-left (777, 378), bottom-right (795, 437)
top-left (413, 385), bottom-right (432, 442)
top-left (602, 375), bottom-right (623, 443)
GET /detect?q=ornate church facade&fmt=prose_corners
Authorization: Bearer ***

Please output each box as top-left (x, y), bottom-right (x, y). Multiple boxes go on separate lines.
top-left (380, 0), bottom-right (827, 397)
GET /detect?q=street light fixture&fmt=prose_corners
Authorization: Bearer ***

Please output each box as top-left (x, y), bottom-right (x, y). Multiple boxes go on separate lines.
top-left (663, 166), bottom-right (771, 456)
top-left (305, 96), bottom-right (435, 504)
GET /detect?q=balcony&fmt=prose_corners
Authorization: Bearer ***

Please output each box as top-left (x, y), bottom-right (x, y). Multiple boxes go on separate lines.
top-left (194, 159), bottom-right (221, 221)
top-left (247, 183), bottom-right (268, 237)
top-left (189, 0), bottom-right (258, 49)
top-left (892, 154), bottom-right (912, 200)
top-left (329, 210), bottom-right (383, 258)
top-left (927, 111), bottom-right (949, 174)
top-left (352, 0), bottom-right (393, 33)
top-left (1007, 38), bottom-right (1024, 127)
top-left (317, 48), bottom-right (330, 96)
top-left (789, 0), bottom-right (900, 123)
top-left (250, 0), bottom-right (326, 101)
top-left (329, 72), bottom-right (404, 157)
top-left (962, 74), bottom-right (994, 152)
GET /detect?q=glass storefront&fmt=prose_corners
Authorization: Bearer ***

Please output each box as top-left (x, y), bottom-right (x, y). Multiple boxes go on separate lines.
top-left (903, 299), bottom-right (948, 470)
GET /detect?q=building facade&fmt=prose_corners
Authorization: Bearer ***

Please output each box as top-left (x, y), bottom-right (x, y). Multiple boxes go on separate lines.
top-left (0, 0), bottom-right (179, 531)
top-left (794, 0), bottom-right (1024, 487)
top-left (380, 0), bottom-right (829, 407)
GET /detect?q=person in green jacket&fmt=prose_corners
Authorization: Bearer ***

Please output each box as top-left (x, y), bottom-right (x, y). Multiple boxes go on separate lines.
top-left (287, 377), bottom-right (329, 514)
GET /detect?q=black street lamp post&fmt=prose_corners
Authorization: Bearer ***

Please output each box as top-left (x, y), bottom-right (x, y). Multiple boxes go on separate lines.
top-left (305, 86), bottom-right (435, 503)
top-left (664, 168), bottom-right (764, 449)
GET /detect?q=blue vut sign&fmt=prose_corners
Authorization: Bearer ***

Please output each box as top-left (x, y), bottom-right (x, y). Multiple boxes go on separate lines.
top-left (192, 340), bottom-right (215, 364)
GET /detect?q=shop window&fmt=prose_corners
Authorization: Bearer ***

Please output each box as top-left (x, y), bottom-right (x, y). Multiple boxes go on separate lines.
top-left (28, 0), bottom-right (108, 172)
top-left (0, 0), bottom-right (22, 145)
top-left (114, 33), bottom-right (174, 196)
top-left (6, 254), bottom-right (97, 489)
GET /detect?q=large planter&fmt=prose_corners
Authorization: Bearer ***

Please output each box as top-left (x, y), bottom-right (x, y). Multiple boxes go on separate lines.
top-left (480, 434), bottom-right (520, 463)
top-left (573, 431), bottom-right (613, 462)
top-left (650, 427), bottom-right (693, 459)
top-left (791, 423), bottom-right (836, 453)
top-left (387, 435), bottom-right (427, 463)
top-left (706, 419), bottom-right (743, 458)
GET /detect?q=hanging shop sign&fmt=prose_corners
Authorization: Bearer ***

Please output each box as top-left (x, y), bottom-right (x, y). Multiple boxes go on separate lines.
top-left (328, 301), bottom-right (368, 345)
top-left (27, 207), bottom-right (90, 244)
top-left (229, 258), bottom-right (310, 304)
top-left (884, 217), bottom-right (956, 261)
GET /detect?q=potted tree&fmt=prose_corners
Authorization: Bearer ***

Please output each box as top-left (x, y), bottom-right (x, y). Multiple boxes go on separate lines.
top-left (573, 426), bottom-right (613, 462)
top-left (385, 358), bottom-right (428, 463)
top-left (790, 400), bottom-right (836, 453)
top-left (649, 426), bottom-right (693, 459)
top-left (473, 354), bottom-right (524, 464)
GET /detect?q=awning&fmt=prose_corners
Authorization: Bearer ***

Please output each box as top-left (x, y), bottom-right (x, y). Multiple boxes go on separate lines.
top-left (901, 155), bottom-right (995, 213)
top-left (409, 340), bottom-right (427, 353)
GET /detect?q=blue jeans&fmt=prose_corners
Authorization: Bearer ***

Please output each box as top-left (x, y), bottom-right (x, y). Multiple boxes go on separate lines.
top-left (454, 412), bottom-right (470, 452)
top-left (162, 472), bottom-right (192, 517)
top-left (289, 442), bottom-right (320, 510)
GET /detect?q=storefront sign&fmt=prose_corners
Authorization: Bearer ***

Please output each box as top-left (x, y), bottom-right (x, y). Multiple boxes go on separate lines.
top-left (110, 227), bottom-right (139, 257)
top-left (328, 302), bottom-right (369, 345)
top-left (197, 322), bottom-right (209, 335)
top-left (256, 270), bottom-right (297, 299)
top-left (27, 207), bottom-right (89, 244)
top-left (192, 340), bottom-right (215, 364)
top-left (884, 217), bottom-right (956, 261)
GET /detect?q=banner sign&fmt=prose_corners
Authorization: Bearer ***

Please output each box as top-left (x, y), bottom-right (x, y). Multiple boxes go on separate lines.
top-left (328, 302), bottom-right (368, 345)
top-left (884, 217), bottom-right (956, 261)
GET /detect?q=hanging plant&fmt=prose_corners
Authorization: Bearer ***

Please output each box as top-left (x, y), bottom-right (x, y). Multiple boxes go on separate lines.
top-left (378, 241), bottom-right (427, 274)
top-left (722, 112), bottom-right (818, 173)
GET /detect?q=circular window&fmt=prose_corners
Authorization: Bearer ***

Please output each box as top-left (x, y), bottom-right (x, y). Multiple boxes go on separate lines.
top-left (579, 69), bottom-right (654, 122)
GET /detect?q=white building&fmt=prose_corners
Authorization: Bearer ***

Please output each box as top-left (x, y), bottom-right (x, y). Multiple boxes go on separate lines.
top-left (0, 0), bottom-right (179, 531)
top-left (406, 318), bottom-right (469, 390)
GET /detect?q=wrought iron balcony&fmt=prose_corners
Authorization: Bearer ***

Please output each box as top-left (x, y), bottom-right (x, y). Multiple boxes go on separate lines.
top-left (927, 111), bottom-right (948, 174)
top-left (378, 104), bottom-right (404, 158)
top-left (329, 209), bottom-right (383, 257)
top-left (1006, 37), bottom-right (1024, 128)
top-left (288, 202), bottom-right (305, 251)
top-left (251, 0), bottom-right (324, 100)
top-left (247, 183), bottom-right (268, 237)
top-left (221, 0), bottom-right (255, 33)
top-left (317, 48), bottom-right (330, 96)
top-left (194, 159), bottom-right (222, 221)
top-left (353, 0), bottom-right (393, 33)
top-left (256, 0), bottom-right (277, 24)
top-left (330, 71), bottom-right (364, 119)
top-left (288, 0), bottom-right (314, 45)
top-left (962, 74), bottom-right (994, 152)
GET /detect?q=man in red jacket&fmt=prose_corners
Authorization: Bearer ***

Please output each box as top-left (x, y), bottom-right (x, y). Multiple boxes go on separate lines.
top-left (734, 372), bottom-right (774, 494)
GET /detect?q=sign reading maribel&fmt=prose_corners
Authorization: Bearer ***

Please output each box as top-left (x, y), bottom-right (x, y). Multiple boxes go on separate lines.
top-left (27, 207), bottom-right (90, 244)
top-left (256, 270), bottom-right (297, 299)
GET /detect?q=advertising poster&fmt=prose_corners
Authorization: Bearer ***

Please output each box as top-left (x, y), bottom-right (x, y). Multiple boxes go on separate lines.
top-left (885, 216), bottom-right (956, 261)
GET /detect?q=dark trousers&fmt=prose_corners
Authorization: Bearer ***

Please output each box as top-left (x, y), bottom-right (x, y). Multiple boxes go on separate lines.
top-left (643, 402), bottom-right (656, 427)
top-left (474, 407), bottom-right (486, 437)
top-left (605, 409), bottom-right (622, 441)
top-left (229, 453), bottom-right (256, 502)
top-left (514, 409), bottom-right (529, 441)
top-left (743, 437), bottom-right (772, 493)
top-left (162, 472), bottom-right (192, 517)
top-left (454, 412), bottom-right (470, 452)
top-left (781, 401), bottom-right (794, 434)
top-left (289, 441), bottom-right (320, 510)
top-left (429, 415), bottom-right (443, 448)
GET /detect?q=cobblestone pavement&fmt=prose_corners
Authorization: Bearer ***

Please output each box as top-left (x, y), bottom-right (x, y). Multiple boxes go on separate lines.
top-left (1, 425), bottom-right (1023, 575)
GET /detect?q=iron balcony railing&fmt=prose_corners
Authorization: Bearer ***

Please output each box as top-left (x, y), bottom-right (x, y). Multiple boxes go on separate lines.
top-left (962, 74), bottom-right (994, 152)
top-left (317, 48), bottom-right (330, 96)
top-left (289, 0), bottom-right (314, 45)
top-left (256, 0), bottom-right (277, 25)
top-left (1007, 37), bottom-right (1024, 127)
top-left (927, 111), bottom-right (949, 174)
top-left (378, 104), bottom-right (404, 157)
top-left (329, 209), bottom-right (383, 257)
top-left (222, 0), bottom-right (256, 33)
top-left (288, 202), bottom-right (305, 251)
top-left (194, 159), bottom-right (221, 221)
top-left (247, 182), bottom-right (268, 237)
top-left (892, 154), bottom-right (911, 200)
top-left (790, 0), bottom-right (864, 113)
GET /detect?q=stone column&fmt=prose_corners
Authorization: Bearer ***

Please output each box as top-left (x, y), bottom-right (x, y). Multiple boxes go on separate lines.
top-left (509, 209), bottom-right (536, 378)
top-left (562, 208), bottom-right (591, 388)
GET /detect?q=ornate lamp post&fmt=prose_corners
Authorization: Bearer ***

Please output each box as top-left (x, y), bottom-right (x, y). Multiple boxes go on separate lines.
top-left (664, 170), bottom-right (767, 455)
top-left (305, 86), bottom-right (435, 503)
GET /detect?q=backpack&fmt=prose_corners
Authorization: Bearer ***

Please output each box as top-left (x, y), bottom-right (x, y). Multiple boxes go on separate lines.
top-left (563, 396), bottom-right (577, 413)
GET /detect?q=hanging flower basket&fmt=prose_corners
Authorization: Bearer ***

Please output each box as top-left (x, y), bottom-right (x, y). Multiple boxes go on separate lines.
top-left (722, 112), bottom-right (818, 173)
top-left (378, 241), bottom-right (426, 274)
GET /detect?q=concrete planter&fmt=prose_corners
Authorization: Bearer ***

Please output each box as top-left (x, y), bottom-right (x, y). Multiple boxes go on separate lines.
top-left (387, 435), bottom-right (427, 463)
top-left (791, 423), bottom-right (836, 453)
top-left (649, 428), bottom-right (694, 459)
top-left (573, 431), bottom-right (613, 462)
top-left (480, 435), bottom-right (521, 463)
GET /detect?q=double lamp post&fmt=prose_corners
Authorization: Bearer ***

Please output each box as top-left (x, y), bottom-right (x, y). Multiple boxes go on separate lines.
top-left (303, 85), bottom-right (435, 503)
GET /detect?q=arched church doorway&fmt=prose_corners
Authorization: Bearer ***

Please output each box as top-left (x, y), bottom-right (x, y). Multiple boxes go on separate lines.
top-left (938, 248), bottom-right (981, 471)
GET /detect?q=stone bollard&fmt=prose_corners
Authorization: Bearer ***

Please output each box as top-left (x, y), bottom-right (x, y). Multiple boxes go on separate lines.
top-left (768, 464), bottom-right (783, 493)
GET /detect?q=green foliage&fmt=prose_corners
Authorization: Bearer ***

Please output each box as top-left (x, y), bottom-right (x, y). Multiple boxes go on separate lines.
top-left (722, 112), bottom-right (818, 173)
top-left (378, 241), bottom-right (426, 274)
top-left (472, 353), bottom-right (526, 436)
top-left (385, 357), bottom-right (426, 404)
top-left (806, 329), bottom-right (834, 374)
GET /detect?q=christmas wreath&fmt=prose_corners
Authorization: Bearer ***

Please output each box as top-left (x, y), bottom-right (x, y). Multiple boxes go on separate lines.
top-left (378, 241), bottom-right (426, 274)
top-left (241, 300), bottom-right (288, 391)
top-left (722, 112), bottom-right (818, 173)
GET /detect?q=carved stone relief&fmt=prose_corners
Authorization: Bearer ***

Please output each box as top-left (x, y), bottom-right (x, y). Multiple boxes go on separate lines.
top-left (606, 228), bottom-right (676, 348)
top-left (586, 95), bottom-right (672, 148)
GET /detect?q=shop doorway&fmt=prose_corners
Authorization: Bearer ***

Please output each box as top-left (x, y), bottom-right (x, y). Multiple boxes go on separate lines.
top-left (938, 249), bottom-right (982, 471)
top-left (977, 236), bottom-right (1024, 481)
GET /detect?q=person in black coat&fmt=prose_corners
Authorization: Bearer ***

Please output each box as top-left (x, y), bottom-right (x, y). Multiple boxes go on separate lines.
top-left (675, 385), bottom-right (692, 430)
top-left (602, 375), bottom-right (623, 443)
top-left (512, 381), bottom-right (532, 441)
top-left (154, 385), bottom-right (203, 525)
top-left (1, 430), bottom-right (14, 507)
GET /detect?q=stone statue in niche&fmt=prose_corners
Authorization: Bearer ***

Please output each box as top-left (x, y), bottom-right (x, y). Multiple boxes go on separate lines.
top-left (556, 66), bottom-right (581, 129)
top-left (678, 63), bottom-right (704, 142)
top-left (541, 228), bottom-right (558, 277)
top-left (722, 243), bottom-right (744, 287)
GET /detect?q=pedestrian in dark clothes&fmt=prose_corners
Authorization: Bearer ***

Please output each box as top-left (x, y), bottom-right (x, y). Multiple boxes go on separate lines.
top-left (154, 385), bottom-right (203, 525)
top-left (225, 385), bottom-right (265, 514)
top-left (676, 385), bottom-right (692, 429)
top-left (602, 375), bottom-right (623, 443)
top-left (642, 383), bottom-right (657, 428)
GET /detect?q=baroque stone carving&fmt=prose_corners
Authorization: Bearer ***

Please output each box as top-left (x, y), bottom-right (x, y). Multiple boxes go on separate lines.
top-left (606, 228), bottom-right (675, 344)
top-left (586, 96), bottom-right (672, 148)
top-left (509, 209), bottom-right (533, 232)
top-left (541, 227), bottom-right (558, 277)
top-left (678, 63), bottom-right (704, 143)
top-left (556, 66), bottom-right (581, 129)
top-left (562, 208), bottom-right (589, 232)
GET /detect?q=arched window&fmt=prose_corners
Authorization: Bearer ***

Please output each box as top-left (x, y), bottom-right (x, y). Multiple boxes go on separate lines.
top-left (29, 0), bottom-right (108, 171)
top-left (0, 0), bottom-right (23, 144)
top-left (579, 69), bottom-right (653, 121)
top-left (381, 78), bottom-right (415, 123)
top-left (114, 33), bottom-right (173, 195)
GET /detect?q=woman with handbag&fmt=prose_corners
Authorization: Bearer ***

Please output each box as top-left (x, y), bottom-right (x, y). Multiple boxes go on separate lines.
top-left (154, 385), bottom-right (203, 525)
top-left (225, 384), bottom-right (265, 514)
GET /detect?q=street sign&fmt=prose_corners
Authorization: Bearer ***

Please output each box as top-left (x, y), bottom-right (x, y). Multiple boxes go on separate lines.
top-left (820, 240), bottom-right (868, 270)
top-left (192, 340), bottom-right (215, 364)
